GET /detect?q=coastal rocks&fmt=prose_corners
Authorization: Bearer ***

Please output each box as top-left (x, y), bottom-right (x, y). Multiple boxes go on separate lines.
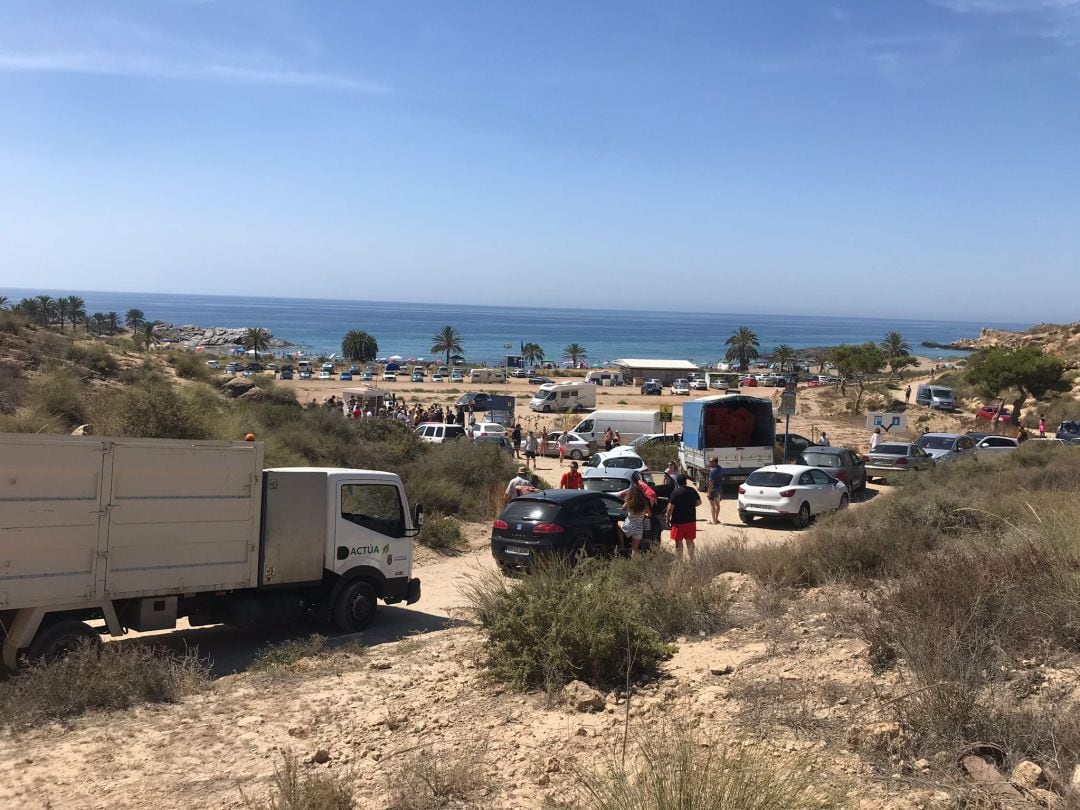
top-left (154, 323), bottom-right (289, 350)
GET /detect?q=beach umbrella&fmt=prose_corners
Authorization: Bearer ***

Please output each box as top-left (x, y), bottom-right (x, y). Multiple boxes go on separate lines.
top-left (389, 355), bottom-right (403, 361)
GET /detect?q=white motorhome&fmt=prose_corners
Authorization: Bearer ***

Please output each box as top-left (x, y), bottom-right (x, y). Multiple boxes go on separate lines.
top-left (529, 382), bottom-right (597, 413)
top-left (468, 368), bottom-right (505, 383)
top-left (584, 370), bottom-right (624, 387)
top-left (570, 410), bottom-right (663, 446)
top-left (0, 434), bottom-right (422, 668)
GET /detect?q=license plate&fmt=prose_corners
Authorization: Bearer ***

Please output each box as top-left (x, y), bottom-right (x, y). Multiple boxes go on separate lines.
top-left (504, 545), bottom-right (530, 557)
top-left (748, 503), bottom-right (776, 511)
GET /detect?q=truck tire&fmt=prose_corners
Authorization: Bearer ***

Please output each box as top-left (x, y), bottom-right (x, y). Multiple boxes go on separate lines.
top-left (333, 580), bottom-right (377, 632)
top-left (27, 620), bottom-right (101, 663)
top-left (543, 404), bottom-right (551, 413)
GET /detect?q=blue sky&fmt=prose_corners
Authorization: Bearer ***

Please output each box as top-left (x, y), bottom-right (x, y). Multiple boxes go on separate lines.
top-left (1, 1), bottom-right (1078, 322)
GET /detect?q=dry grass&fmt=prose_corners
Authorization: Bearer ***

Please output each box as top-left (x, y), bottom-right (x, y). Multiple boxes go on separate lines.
top-left (386, 740), bottom-right (492, 810)
top-left (245, 751), bottom-right (354, 810)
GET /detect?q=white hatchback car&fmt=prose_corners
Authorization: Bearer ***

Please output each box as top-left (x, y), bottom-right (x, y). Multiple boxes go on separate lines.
top-left (974, 435), bottom-right (1021, 458)
top-left (737, 464), bottom-right (849, 529)
top-left (382, 372), bottom-right (397, 382)
top-left (671, 379), bottom-right (690, 395)
top-left (589, 447), bottom-right (649, 473)
top-left (471, 423), bottom-right (507, 440)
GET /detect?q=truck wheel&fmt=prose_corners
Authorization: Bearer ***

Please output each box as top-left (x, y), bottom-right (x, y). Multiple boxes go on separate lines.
top-left (333, 581), bottom-right (377, 632)
top-left (543, 404), bottom-right (551, 413)
top-left (27, 620), bottom-right (100, 663)
top-left (570, 449), bottom-right (583, 460)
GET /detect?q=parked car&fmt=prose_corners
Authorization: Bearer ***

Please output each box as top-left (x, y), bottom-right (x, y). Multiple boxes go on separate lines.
top-left (797, 447), bottom-right (867, 493)
top-left (690, 378), bottom-right (708, 391)
top-left (206, 359), bottom-right (221, 370)
top-left (320, 362), bottom-right (334, 373)
top-left (915, 384), bottom-right (956, 411)
top-left (225, 363), bottom-right (239, 373)
top-left (318, 371), bottom-right (333, 380)
top-left (360, 370), bottom-right (374, 381)
top-left (775, 433), bottom-right (816, 463)
top-left (456, 392), bottom-right (514, 413)
top-left (278, 369), bottom-right (293, 380)
top-left (863, 443), bottom-right (934, 482)
top-left (588, 449), bottom-right (649, 473)
top-left (740, 377), bottom-right (758, 387)
top-left (471, 423), bottom-right (507, 440)
top-left (529, 375), bottom-right (553, 386)
top-left (299, 370), bottom-right (312, 380)
top-left (628, 432), bottom-right (682, 451)
top-left (382, 372), bottom-right (397, 382)
top-left (511, 368), bottom-right (529, 378)
top-left (976, 405), bottom-right (1011, 422)
top-left (474, 434), bottom-right (513, 453)
top-left (450, 370), bottom-right (465, 382)
top-left (915, 433), bottom-right (977, 463)
top-left (348, 365), bottom-right (360, 374)
top-left (582, 467), bottom-right (659, 495)
top-left (1056, 421), bottom-right (1080, 441)
top-left (965, 431), bottom-right (989, 443)
top-left (671, 379), bottom-right (690, 395)
top-left (544, 431), bottom-right (590, 460)
top-left (437, 366), bottom-right (450, 375)
top-left (339, 371), bottom-right (353, 381)
top-left (415, 423), bottom-right (468, 444)
top-left (640, 381), bottom-right (663, 395)
top-left (973, 435), bottom-right (1021, 458)
top-left (737, 465), bottom-right (849, 528)
top-left (246, 363), bottom-right (264, 373)
top-left (431, 373), bottom-right (444, 383)
top-left (411, 372), bottom-right (424, 382)
top-left (491, 490), bottom-right (655, 573)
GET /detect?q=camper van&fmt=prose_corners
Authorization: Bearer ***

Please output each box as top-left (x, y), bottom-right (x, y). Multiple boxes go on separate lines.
top-left (468, 368), bottom-right (505, 384)
top-left (570, 410), bottom-right (663, 447)
top-left (529, 382), bottom-right (597, 413)
top-left (584, 370), bottom-right (624, 387)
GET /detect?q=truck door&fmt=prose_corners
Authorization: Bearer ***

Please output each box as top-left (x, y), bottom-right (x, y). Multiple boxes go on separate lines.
top-left (334, 482), bottom-right (412, 581)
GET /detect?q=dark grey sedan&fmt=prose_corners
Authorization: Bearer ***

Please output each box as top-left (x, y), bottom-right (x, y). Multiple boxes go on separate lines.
top-left (797, 447), bottom-right (867, 493)
top-left (864, 442), bottom-right (934, 483)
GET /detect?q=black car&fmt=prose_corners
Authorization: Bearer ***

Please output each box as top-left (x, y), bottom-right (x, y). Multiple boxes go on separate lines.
top-left (455, 392), bottom-right (515, 413)
top-left (797, 446), bottom-right (867, 493)
top-left (491, 490), bottom-right (658, 573)
top-left (1056, 421), bottom-right (1080, 441)
top-left (528, 375), bottom-right (554, 385)
top-left (775, 433), bottom-right (815, 463)
top-left (640, 381), bottom-right (663, 395)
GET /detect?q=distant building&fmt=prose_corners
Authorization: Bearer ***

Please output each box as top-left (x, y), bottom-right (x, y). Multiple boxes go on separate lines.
top-left (614, 358), bottom-right (702, 386)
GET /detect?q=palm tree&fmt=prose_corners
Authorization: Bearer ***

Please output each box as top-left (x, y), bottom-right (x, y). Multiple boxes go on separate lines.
top-left (35, 295), bottom-right (55, 326)
top-left (563, 343), bottom-right (587, 367)
top-left (430, 325), bottom-right (463, 366)
top-left (106, 312), bottom-right (120, 333)
top-left (90, 313), bottom-right (107, 335)
top-left (242, 327), bottom-right (272, 361)
top-left (138, 322), bottom-right (161, 351)
top-left (724, 326), bottom-right (760, 371)
top-left (125, 308), bottom-right (145, 332)
top-left (15, 298), bottom-right (39, 321)
top-left (56, 297), bottom-right (69, 330)
top-left (0, 295), bottom-right (8, 310)
top-left (772, 344), bottom-right (796, 373)
top-left (341, 330), bottom-right (379, 363)
top-left (522, 342), bottom-right (544, 366)
top-left (65, 296), bottom-right (86, 331)
top-left (880, 331), bottom-right (910, 360)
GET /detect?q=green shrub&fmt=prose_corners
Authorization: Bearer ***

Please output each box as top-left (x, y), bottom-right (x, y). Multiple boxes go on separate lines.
top-left (0, 643), bottom-right (209, 729)
top-left (573, 725), bottom-right (829, 810)
top-left (28, 367), bottom-right (86, 427)
top-left (168, 350), bottom-right (213, 382)
top-left (67, 342), bottom-right (118, 377)
top-left (90, 378), bottom-right (211, 439)
top-left (418, 514), bottom-right (466, 550)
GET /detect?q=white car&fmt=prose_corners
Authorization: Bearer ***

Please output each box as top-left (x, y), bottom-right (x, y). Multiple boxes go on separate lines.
top-left (382, 372), bottom-right (397, 382)
top-left (431, 374), bottom-right (444, 383)
top-left (588, 448), bottom-right (648, 473)
top-left (690, 378), bottom-right (708, 390)
top-left (545, 431), bottom-right (590, 460)
top-left (471, 423), bottom-right (507, 440)
top-left (205, 359), bottom-right (220, 370)
top-left (737, 464), bottom-right (849, 529)
top-left (974, 435), bottom-right (1021, 458)
top-left (318, 370), bottom-right (333, 380)
top-left (671, 379), bottom-right (690, 395)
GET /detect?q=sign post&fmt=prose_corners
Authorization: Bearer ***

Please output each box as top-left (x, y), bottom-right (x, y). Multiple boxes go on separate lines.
top-left (658, 404), bottom-right (673, 436)
top-left (779, 382), bottom-right (797, 460)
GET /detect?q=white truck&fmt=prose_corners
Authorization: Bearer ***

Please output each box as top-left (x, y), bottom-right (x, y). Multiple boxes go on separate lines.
top-left (0, 434), bottom-right (422, 668)
top-left (529, 382), bottom-right (597, 413)
top-left (678, 394), bottom-right (776, 486)
top-left (570, 409), bottom-right (662, 447)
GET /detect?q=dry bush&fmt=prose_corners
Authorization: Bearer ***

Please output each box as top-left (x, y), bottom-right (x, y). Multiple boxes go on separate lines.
top-left (89, 376), bottom-right (211, 439)
top-left (0, 642), bottom-right (209, 729)
top-left (67, 342), bottom-right (118, 377)
top-left (572, 725), bottom-right (833, 809)
top-left (246, 751), bottom-right (354, 810)
top-left (27, 366), bottom-right (86, 427)
top-left (417, 514), bottom-right (466, 551)
top-left (167, 349), bottom-right (214, 382)
top-left (386, 740), bottom-right (492, 810)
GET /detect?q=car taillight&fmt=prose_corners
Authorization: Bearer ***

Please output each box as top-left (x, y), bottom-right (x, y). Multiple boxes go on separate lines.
top-left (533, 523), bottom-right (565, 534)
top-left (493, 519), bottom-right (508, 530)
top-left (738, 485), bottom-right (746, 494)
top-left (895, 458), bottom-right (908, 466)
top-left (779, 489), bottom-right (796, 498)
top-left (835, 470), bottom-right (848, 480)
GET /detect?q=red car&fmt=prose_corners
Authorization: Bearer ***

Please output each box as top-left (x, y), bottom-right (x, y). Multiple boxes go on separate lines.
top-left (740, 377), bottom-right (758, 387)
top-left (976, 405), bottom-right (1011, 422)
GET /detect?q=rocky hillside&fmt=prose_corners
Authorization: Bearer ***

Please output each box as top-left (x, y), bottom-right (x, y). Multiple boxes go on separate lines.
top-left (935, 322), bottom-right (1080, 366)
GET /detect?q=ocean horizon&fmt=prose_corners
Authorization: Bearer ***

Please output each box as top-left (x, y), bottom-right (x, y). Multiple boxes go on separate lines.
top-left (1, 288), bottom-right (1030, 365)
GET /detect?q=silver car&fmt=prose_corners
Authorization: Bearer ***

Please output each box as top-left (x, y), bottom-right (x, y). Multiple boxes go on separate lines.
top-left (864, 442), bottom-right (934, 482)
top-left (545, 431), bottom-right (590, 461)
top-left (915, 433), bottom-right (977, 464)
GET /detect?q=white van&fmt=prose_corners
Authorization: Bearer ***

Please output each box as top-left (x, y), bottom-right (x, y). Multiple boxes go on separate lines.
top-left (468, 368), bottom-right (505, 383)
top-left (584, 370), bottom-right (624, 387)
top-left (571, 410), bottom-right (663, 447)
top-left (529, 382), bottom-right (598, 413)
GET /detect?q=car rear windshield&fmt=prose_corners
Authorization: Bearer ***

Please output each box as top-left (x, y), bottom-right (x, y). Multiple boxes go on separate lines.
top-left (584, 478), bottom-right (631, 493)
top-left (917, 436), bottom-right (955, 450)
top-left (500, 501), bottom-right (559, 522)
top-left (874, 444), bottom-right (908, 455)
top-left (745, 471), bottom-right (793, 487)
top-left (930, 388), bottom-right (953, 398)
top-left (800, 452), bottom-right (840, 467)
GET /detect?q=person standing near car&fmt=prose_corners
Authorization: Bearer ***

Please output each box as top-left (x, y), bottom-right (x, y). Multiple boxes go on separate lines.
top-left (557, 431), bottom-right (570, 465)
top-left (869, 427), bottom-right (881, 452)
top-left (559, 461), bottom-right (583, 489)
top-left (706, 457), bottom-right (724, 524)
top-left (619, 483), bottom-right (651, 559)
top-left (666, 473), bottom-right (701, 561)
top-left (539, 427), bottom-right (549, 458)
top-left (505, 466), bottom-right (533, 502)
top-left (819, 431), bottom-right (831, 447)
top-left (604, 427), bottom-right (614, 451)
top-left (904, 385), bottom-right (912, 404)
top-left (524, 430), bottom-right (539, 470)
top-left (511, 423), bottom-right (522, 458)
top-left (1039, 415), bottom-right (1046, 438)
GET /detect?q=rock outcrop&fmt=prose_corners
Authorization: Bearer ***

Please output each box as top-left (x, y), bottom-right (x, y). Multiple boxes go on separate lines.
top-left (153, 323), bottom-right (290, 350)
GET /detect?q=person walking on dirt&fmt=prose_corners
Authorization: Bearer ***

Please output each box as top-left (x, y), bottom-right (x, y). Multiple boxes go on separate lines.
top-left (511, 423), bottom-right (522, 458)
top-left (870, 428), bottom-right (881, 452)
top-left (706, 457), bottom-right (724, 524)
top-left (666, 473), bottom-right (701, 561)
top-left (557, 432), bottom-right (570, 465)
top-left (1039, 415), bottom-right (1046, 438)
top-left (524, 430), bottom-right (538, 470)
top-left (559, 461), bottom-right (583, 489)
top-left (539, 427), bottom-right (549, 457)
top-left (904, 385), bottom-right (911, 404)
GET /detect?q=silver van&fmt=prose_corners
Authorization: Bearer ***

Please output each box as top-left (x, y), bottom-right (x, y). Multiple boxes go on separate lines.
top-left (916, 384), bottom-right (956, 410)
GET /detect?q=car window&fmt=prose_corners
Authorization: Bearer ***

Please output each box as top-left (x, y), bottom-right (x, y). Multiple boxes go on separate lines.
top-left (809, 469), bottom-right (833, 485)
top-left (604, 457), bottom-right (641, 469)
top-left (583, 477), bottom-right (631, 493)
top-left (801, 452), bottom-right (840, 468)
top-left (746, 471), bottom-right (793, 487)
top-left (798, 471), bottom-right (815, 486)
top-left (913, 447), bottom-right (929, 458)
top-left (874, 444), bottom-right (907, 455)
top-left (340, 484), bottom-right (405, 538)
top-left (577, 498), bottom-right (607, 519)
top-left (501, 501), bottom-right (559, 522)
top-left (577, 419), bottom-right (594, 432)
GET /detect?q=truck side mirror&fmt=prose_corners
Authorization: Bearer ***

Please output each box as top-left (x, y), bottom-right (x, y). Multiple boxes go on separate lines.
top-left (404, 503), bottom-right (424, 537)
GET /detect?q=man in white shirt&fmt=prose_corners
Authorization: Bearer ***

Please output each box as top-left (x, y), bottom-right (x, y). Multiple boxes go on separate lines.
top-left (869, 428), bottom-right (881, 452)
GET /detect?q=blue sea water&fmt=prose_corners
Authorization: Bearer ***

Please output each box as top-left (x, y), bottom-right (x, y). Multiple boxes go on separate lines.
top-left (2, 289), bottom-right (1029, 364)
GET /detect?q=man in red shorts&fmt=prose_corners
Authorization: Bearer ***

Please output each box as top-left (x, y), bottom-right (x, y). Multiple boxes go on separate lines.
top-left (665, 473), bottom-right (701, 561)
